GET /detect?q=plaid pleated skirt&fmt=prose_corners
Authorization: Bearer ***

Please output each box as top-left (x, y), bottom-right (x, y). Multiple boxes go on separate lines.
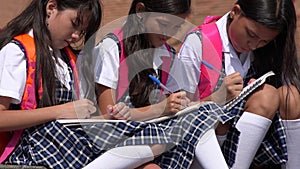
top-left (6, 102), bottom-right (234, 169)
top-left (6, 100), bottom-right (287, 169)
top-left (222, 107), bottom-right (287, 167)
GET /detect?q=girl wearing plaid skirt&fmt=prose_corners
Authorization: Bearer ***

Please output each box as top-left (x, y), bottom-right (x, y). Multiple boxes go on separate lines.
top-left (91, 0), bottom-right (234, 168)
top-left (168, 0), bottom-right (298, 168)
top-left (0, 0), bottom-right (107, 168)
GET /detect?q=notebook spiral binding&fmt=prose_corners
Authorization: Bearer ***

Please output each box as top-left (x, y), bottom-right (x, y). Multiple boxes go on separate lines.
top-left (223, 71), bottom-right (275, 111)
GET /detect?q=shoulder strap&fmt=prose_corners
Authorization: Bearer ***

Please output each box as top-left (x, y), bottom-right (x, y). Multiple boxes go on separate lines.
top-left (197, 16), bottom-right (223, 99)
top-left (15, 34), bottom-right (43, 109)
top-left (110, 29), bottom-right (129, 101)
top-left (0, 35), bottom-right (79, 162)
top-left (64, 47), bottom-right (79, 99)
top-left (161, 43), bottom-right (175, 88)
top-left (0, 34), bottom-right (39, 162)
top-left (111, 29), bottom-right (174, 101)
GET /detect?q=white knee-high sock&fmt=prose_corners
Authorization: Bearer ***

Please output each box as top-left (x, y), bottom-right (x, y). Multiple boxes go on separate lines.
top-left (194, 128), bottom-right (229, 169)
top-left (281, 119), bottom-right (300, 169)
top-left (83, 145), bottom-right (154, 169)
top-left (232, 112), bottom-right (272, 169)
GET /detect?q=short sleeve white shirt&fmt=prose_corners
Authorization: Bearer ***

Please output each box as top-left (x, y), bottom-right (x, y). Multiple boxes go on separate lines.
top-left (0, 42), bottom-right (27, 104)
top-left (94, 37), bottom-right (170, 90)
top-left (168, 13), bottom-right (253, 93)
top-left (0, 30), bottom-right (72, 104)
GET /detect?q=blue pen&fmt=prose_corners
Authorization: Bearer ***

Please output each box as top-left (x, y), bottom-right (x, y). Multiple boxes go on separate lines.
top-left (149, 74), bottom-right (173, 94)
top-left (201, 60), bottom-right (226, 77)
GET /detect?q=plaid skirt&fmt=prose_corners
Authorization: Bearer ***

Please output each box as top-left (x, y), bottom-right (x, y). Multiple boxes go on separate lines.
top-left (6, 101), bottom-right (287, 169)
top-left (6, 102), bottom-right (234, 169)
top-left (222, 100), bottom-right (287, 168)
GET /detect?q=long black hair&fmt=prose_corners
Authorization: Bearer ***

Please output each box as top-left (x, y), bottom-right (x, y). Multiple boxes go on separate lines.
top-left (236, 0), bottom-right (299, 90)
top-left (122, 0), bottom-right (191, 107)
top-left (0, 0), bottom-right (102, 107)
top-left (235, 0), bottom-right (299, 119)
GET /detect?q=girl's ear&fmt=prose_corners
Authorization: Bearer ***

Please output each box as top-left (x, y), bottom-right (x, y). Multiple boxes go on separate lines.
top-left (46, 0), bottom-right (57, 16)
top-left (135, 2), bottom-right (146, 18)
top-left (230, 4), bottom-right (242, 19)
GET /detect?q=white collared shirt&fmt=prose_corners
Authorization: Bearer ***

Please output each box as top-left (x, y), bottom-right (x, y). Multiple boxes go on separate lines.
top-left (94, 37), bottom-right (171, 90)
top-left (216, 13), bottom-right (253, 78)
top-left (168, 13), bottom-right (253, 93)
top-left (0, 30), bottom-right (72, 104)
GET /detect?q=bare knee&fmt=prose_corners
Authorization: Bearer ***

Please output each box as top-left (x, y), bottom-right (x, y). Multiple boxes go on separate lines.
top-left (279, 85), bottom-right (300, 120)
top-left (245, 84), bottom-right (279, 119)
top-left (136, 163), bottom-right (161, 169)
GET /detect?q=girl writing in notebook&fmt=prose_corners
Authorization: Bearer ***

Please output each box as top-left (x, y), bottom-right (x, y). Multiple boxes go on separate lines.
top-left (0, 0), bottom-right (103, 167)
top-left (90, 0), bottom-right (231, 168)
top-left (168, 0), bottom-right (299, 168)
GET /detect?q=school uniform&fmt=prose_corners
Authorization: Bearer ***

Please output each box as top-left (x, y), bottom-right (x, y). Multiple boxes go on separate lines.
top-left (168, 13), bottom-right (287, 167)
top-left (93, 33), bottom-right (247, 168)
top-left (0, 31), bottom-right (102, 168)
top-left (94, 36), bottom-right (173, 104)
top-left (0, 30), bottom-right (234, 169)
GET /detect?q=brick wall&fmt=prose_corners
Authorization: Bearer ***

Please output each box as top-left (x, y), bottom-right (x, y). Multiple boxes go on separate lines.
top-left (0, 0), bottom-right (299, 59)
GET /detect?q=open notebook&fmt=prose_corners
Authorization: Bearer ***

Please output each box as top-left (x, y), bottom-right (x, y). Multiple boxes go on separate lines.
top-left (58, 71), bottom-right (275, 125)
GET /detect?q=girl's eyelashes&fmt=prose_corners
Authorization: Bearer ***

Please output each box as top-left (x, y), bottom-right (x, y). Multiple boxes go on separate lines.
top-left (72, 20), bottom-right (79, 28)
top-left (71, 20), bottom-right (86, 37)
top-left (157, 19), bottom-right (168, 27)
top-left (159, 22), bottom-right (168, 28)
top-left (248, 31), bottom-right (256, 38)
top-left (245, 27), bottom-right (256, 38)
top-left (175, 24), bottom-right (183, 29)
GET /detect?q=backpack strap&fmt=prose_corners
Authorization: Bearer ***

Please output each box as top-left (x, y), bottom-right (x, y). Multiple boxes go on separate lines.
top-left (0, 34), bottom-right (37, 163)
top-left (110, 29), bottom-right (174, 101)
top-left (196, 16), bottom-right (223, 99)
top-left (111, 29), bottom-right (129, 101)
top-left (160, 43), bottom-right (175, 93)
top-left (64, 47), bottom-right (79, 98)
top-left (0, 35), bottom-right (78, 162)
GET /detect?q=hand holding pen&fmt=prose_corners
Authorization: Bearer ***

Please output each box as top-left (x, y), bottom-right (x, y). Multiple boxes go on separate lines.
top-left (149, 75), bottom-right (190, 115)
top-left (149, 74), bottom-right (173, 94)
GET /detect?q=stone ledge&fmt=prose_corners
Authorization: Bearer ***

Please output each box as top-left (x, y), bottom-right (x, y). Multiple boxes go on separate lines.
top-left (0, 165), bottom-right (47, 169)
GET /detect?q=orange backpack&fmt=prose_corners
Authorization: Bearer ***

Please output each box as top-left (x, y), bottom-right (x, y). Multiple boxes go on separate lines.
top-left (0, 34), bottom-right (78, 163)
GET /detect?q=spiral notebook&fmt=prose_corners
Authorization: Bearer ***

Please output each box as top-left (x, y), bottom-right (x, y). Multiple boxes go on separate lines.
top-left (223, 71), bottom-right (275, 111)
top-left (58, 71), bottom-right (275, 125)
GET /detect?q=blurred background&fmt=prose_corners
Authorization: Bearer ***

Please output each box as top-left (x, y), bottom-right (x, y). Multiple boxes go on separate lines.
top-left (0, 0), bottom-right (299, 60)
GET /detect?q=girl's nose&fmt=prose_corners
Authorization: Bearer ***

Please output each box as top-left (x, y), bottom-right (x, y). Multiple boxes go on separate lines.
top-left (248, 40), bottom-right (259, 51)
top-left (71, 31), bottom-right (81, 40)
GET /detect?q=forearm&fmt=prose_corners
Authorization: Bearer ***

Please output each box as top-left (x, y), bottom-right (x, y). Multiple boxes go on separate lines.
top-left (0, 104), bottom-right (66, 131)
top-left (201, 92), bottom-right (226, 105)
top-left (129, 104), bottom-right (162, 121)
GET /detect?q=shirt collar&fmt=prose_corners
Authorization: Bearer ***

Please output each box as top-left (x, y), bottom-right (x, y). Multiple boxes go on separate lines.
top-left (216, 12), bottom-right (232, 54)
top-left (216, 13), bottom-right (252, 59)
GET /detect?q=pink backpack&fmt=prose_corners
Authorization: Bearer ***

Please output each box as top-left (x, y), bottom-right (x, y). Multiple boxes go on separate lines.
top-left (111, 29), bottom-right (174, 101)
top-left (189, 16), bottom-right (223, 99)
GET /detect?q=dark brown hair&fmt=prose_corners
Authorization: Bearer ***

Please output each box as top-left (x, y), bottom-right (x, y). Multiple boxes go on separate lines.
top-left (0, 0), bottom-right (102, 107)
top-left (121, 0), bottom-right (191, 107)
